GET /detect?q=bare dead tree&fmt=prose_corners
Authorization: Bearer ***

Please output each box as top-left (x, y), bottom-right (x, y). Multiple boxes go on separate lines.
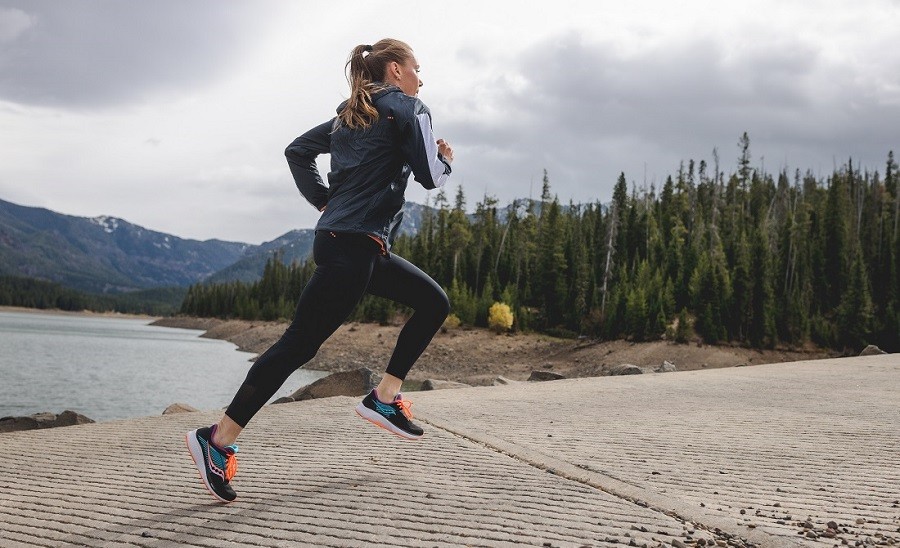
top-left (600, 204), bottom-right (618, 323)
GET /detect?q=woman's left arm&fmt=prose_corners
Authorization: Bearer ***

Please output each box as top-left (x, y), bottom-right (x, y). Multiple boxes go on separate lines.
top-left (285, 119), bottom-right (333, 211)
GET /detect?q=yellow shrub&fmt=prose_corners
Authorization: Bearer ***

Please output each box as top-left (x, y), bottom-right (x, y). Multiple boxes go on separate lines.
top-left (488, 302), bottom-right (514, 333)
top-left (442, 313), bottom-right (461, 330)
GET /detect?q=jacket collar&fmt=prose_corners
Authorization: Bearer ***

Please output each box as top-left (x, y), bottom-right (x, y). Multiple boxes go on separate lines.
top-left (335, 84), bottom-right (402, 115)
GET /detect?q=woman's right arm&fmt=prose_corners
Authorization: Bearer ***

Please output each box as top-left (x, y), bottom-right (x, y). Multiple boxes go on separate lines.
top-left (285, 119), bottom-right (333, 211)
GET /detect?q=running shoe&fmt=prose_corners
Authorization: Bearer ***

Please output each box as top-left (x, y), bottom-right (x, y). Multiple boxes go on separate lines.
top-left (355, 390), bottom-right (424, 440)
top-left (185, 424), bottom-right (239, 503)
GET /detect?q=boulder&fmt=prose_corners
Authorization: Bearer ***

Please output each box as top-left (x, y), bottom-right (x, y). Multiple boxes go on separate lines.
top-left (655, 360), bottom-right (677, 373)
top-left (608, 363), bottom-right (644, 376)
top-left (0, 415), bottom-right (42, 433)
top-left (54, 410), bottom-right (94, 427)
top-left (421, 379), bottom-right (472, 391)
top-left (859, 345), bottom-right (887, 356)
top-left (288, 368), bottom-right (379, 401)
top-left (528, 370), bottom-right (566, 382)
top-left (0, 410), bottom-right (94, 433)
top-left (271, 397), bottom-right (295, 405)
top-left (162, 403), bottom-right (199, 415)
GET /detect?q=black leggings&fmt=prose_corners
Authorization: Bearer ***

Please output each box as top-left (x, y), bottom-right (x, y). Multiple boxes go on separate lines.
top-left (224, 231), bottom-right (450, 427)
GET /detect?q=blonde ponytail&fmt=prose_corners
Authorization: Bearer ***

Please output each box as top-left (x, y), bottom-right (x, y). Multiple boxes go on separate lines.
top-left (339, 39), bottom-right (413, 129)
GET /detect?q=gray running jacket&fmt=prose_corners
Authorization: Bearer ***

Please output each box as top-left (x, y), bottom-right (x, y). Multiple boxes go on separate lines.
top-left (285, 85), bottom-right (452, 250)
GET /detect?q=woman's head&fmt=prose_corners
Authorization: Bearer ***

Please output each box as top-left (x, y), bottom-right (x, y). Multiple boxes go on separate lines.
top-left (339, 39), bottom-right (421, 129)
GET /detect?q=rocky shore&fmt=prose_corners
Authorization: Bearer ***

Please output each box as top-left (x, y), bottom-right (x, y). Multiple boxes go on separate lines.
top-left (0, 410), bottom-right (94, 433)
top-left (150, 316), bottom-right (838, 386)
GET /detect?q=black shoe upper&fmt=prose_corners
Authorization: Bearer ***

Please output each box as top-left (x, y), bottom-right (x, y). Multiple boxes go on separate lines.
top-left (362, 391), bottom-right (424, 436)
top-left (194, 426), bottom-right (237, 501)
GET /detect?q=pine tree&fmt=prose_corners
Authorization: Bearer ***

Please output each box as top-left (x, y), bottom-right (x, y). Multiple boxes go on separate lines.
top-left (730, 231), bottom-right (752, 340)
top-left (536, 197), bottom-right (567, 327)
top-left (886, 151), bottom-right (898, 245)
top-left (472, 193), bottom-right (499, 295)
top-left (823, 170), bottom-right (851, 310)
top-left (611, 173), bottom-right (629, 271)
top-left (675, 307), bottom-right (691, 343)
top-left (447, 185), bottom-right (472, 281)
top-left (691, 253), bottom-right (726, 343)
top-left (748, 224), bottom-right (777, 348)
top-left (836, 250), bottom-right (874, 350)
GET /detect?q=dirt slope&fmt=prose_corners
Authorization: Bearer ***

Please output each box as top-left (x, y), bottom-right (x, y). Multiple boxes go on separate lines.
top-left (153, 317), bottom-right (838, 386)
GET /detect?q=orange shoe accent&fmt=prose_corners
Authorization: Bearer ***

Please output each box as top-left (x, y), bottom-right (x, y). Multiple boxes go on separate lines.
top-left (395, 398), bottom-right (414, 420)
top-left (224, 452), bottom-right (238, 481)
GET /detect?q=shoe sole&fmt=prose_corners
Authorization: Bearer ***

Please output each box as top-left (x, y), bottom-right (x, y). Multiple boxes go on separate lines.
top-left (185, 429), bottom-right (236, 504)
top-left (355, 403), bottom-right (423, 440)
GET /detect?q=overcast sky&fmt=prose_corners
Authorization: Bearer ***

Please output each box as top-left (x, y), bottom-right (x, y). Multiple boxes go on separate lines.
top-left (1, 1), bottom-right (898, 244)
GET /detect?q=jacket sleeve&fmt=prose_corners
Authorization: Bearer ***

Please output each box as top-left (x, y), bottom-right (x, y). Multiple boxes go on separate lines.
top-left (398, 102), bottom-right (452, 190)
top-left (285, 119), bottom-right (333, 211)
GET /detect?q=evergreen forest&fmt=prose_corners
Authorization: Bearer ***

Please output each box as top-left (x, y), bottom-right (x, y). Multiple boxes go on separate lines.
top-left (180, 136), bottom-right (900, 353)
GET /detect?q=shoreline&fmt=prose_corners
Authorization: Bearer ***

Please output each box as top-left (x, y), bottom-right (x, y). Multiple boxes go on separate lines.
top-left (0, 314), bottom-right (846, 431)
top-left (149, 316), bottom-right (229, 331)
top-left (149, 315), bottom-right (840, 387)
top-left (0, 305), bottom-right (160, 321)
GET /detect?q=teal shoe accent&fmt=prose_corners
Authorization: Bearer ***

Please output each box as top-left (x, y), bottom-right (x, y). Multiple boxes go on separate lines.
top-left (374, 399), bottom-right (397, 416)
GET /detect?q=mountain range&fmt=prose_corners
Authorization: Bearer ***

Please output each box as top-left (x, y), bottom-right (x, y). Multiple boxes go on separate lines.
top-left (0, 197), bottom-right (428, 293)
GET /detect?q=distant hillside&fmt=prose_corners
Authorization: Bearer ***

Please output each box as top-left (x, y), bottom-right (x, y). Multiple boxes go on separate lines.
top-left (204, 229), bottom-right (317, 284)
top-left (204, 201), bottom-right (431, 284)
top-left (0, 196), bottom-right (445, 292)
top-left (0, 198), bottom-right (252, 293)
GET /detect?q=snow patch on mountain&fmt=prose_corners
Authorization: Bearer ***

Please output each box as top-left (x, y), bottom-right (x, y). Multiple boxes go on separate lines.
top-left (91, 216), bottom-right (120, 234)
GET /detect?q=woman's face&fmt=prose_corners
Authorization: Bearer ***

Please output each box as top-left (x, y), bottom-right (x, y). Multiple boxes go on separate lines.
top-left (394, 56), bottom-right (422, 97)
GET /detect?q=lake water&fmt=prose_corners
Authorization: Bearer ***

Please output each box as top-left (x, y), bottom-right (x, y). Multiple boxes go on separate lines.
top-left (0, 311), bottom-right (328, 422)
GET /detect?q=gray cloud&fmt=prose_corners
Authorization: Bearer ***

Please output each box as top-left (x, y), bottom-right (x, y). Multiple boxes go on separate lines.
top-left (2, 3), bottom-right (897, 244)
top-left (443, 32), bottom-right (899, 204)
top-left (0, 0), bottom-right (268, 108)
top-left (0, 6), bottom-right (33, 42)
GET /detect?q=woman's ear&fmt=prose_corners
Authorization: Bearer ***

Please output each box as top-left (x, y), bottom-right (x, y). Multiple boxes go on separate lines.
top-left (389, 61), bottom-right (401, 81)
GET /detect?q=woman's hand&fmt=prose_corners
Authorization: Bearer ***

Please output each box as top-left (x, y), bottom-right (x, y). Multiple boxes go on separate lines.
top-left (437, 139), bottom-right (454, 164)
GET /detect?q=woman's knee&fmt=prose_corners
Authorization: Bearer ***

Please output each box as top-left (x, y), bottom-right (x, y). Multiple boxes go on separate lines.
top-left (274, 328), bottom-right (320, 364)
top-left (431, 285), bottom-right (451, 323)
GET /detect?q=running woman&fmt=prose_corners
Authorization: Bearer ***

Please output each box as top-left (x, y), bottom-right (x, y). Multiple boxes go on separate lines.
top-left (186, 39), bottom-right (453, 503)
